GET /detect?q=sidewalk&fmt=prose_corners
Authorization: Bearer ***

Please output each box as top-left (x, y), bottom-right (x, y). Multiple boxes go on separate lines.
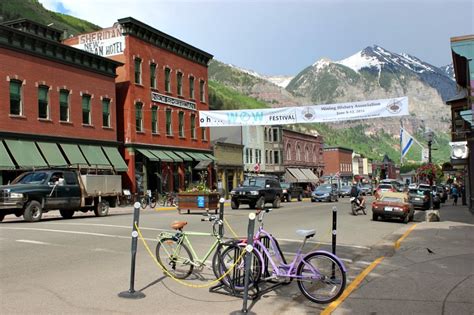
top-left (330, 204), bottom-right (474, 315)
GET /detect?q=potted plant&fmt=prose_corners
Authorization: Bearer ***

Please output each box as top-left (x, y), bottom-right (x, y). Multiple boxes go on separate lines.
top-left (177, 171), bottom-right (220, 214)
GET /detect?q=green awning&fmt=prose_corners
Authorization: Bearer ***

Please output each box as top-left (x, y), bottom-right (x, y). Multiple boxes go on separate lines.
top-left (137, 149), bottom-right (159, 161)
top-left (80, 145), bottom-right (111, 167)
top-left (174, 151), bottom-right (193, 161)
top-left (185, 152), bottom-right (200, 160)
top-left (204, 153), bottom-right (216, 161)
top-left (0, 141), bottom-right (15, 170)
top-left (195, 153), bottom-right (212, 161)
top-left (102, 147), bottom-right (128, 172)
top-left (149, 150), bottom-right (174, 162)
top-left (4, 139), bottom-right (47, 168)
top-left (37, 142), bottom-right (68, 167)
top-left (163, 151), bottom-right (183, 162)
top-left (60, 144), bottom-right (88, 167)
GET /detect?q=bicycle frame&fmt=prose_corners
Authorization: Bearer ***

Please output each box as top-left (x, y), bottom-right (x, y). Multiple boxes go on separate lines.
top-left (158, 230), bottom-right (223, 268)
top-left (249, 222), bottom-right (347, 281)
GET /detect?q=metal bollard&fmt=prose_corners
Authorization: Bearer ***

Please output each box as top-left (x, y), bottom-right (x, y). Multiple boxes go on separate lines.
top-left (118, 202), bottom-right (146, 299)
top-left (218, 197), bottom-right (225, 238)
top-left (241, 212), bottom-right (256, 313)
top-left (332, 206), bottom-right (337, 255)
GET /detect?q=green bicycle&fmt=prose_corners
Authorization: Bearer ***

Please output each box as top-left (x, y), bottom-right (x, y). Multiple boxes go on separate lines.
top-left (155, 213), bottom-right (261, 286)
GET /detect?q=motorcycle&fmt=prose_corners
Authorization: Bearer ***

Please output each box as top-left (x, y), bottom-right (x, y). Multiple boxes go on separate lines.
top-left (350, 196), bottom-right (366, 215)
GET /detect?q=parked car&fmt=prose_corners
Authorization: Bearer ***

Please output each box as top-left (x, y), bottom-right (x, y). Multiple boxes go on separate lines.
top-left (360, 184), bottom-right (373, 196)
top-left (311, 184), bottom-right (338, 202)
top-left (374, 183), bottom-right (397, 198)
top-left (338, 185), bottom-right (352, 198)
top-left (408, 187), bottom-right (430, 210)
top-left (436, 185), bottom-right (447, 203)
top-left (372, 192), bottom-right (414, 223)
top-left (230, 176), bottom-right (282, 209)
top-left (0, 169), bottom-right (120, 222)
top-left (280, 182), bottom-right (304, 202)
top-left (380, 179), bottom-right (403, 192)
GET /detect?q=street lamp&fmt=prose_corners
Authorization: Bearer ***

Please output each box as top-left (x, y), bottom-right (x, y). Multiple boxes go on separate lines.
top-left (424, 130), bottom-right (434, 210)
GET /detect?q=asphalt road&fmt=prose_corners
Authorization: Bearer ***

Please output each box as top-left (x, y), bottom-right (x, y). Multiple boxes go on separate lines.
top-left (0, 197), bottom-right (426, 314)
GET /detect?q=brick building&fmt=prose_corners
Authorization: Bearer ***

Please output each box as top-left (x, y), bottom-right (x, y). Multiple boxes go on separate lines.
top-left (64, 18), bottom-right (214, 194)
top-left (322, 147), bottom-right (353, 183)
top-left (282, 128), bottom-right (323, 184)
top-left (0, 20), bottom-right (125, 184)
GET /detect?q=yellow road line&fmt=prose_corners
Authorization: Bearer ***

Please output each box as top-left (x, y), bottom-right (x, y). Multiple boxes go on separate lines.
top-left (321, 256), bottom-right (385, 315)
top-left (394, 223), bottom-right (418, 249)
top-left (322, 223), bottom-right (418, 314)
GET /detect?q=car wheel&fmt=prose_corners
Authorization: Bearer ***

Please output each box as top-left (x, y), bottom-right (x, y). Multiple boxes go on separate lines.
top-left (272, 196), bottom-right (281, 208)
top-left (59, 209), bottom-right (74, 219)
top-left (372, 213), bottom-right (377, 221)
top-left (249, 202), bottom-right (256, 209)
top-left (256, 196), bottom-right (265, 209)
top-left (94, 200), bottom-right (109, 217)
top-left (231, 200), bottom-right (239, 209)
top-left (297, 193), bottom-right (303, 202)
top-left (0, 213), bottom-right (4, 222)
top-left (23, 200), bottom-right (43, 222)
top-left (403, 215), bottom-right (409, 224)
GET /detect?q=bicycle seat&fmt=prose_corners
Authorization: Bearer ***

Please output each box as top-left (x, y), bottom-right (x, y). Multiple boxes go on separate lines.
top-left (171, 221), bottom-right (188, 230)
top-left (296, 229), bottom-right (315, 239)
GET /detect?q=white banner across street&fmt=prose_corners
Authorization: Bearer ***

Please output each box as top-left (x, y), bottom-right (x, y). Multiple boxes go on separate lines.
top-left (199, 96), bottom-right (409, 127)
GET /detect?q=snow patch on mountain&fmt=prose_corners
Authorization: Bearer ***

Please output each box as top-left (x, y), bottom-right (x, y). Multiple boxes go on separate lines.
top-left (312, 58), bottom-right (333, 71)
top-left (264, 75), bottom-right (294, 88)
top-left (337, 50), bottom-right (381, 72)
top-left (227, 63), bottom-right (263, 79)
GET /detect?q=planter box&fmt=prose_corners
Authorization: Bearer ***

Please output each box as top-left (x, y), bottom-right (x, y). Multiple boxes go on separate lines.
top-left (177, 192), bottom-right (220, 214)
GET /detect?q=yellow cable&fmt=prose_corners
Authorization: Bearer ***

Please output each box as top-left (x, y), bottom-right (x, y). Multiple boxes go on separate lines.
top-left (224, 218), bottom-right (239, 238)
top-left (135, 222), bottom-right (247, 288)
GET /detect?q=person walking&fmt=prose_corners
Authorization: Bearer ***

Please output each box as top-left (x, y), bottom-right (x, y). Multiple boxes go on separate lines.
top-left (451, 185), bottom-right (459, 206)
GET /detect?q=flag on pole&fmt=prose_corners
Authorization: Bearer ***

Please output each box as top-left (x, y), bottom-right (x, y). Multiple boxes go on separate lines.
top-left (400, 127), bottom-right (414, 159)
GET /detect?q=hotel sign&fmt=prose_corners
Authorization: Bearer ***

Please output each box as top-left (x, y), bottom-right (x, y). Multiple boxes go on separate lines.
top-left (151, 92), bottom-right (196, 110)
top-left (72, 25), bottom-right (125, 57)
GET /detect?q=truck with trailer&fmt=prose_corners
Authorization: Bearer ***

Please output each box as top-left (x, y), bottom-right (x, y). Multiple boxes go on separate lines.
top-left (0, 169), bottom-right (121, 222)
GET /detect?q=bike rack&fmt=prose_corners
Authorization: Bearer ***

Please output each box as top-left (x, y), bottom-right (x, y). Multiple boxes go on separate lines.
top-left (208, 223), bottom-right (291, 301)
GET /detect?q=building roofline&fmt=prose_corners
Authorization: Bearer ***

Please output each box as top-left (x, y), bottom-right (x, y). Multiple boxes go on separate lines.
top-left (2, 18), bottom-right (63, 41)
top-left (117, 17), bottom-right (213, 66)
top-left (0, 24), bottom-right (122, 78)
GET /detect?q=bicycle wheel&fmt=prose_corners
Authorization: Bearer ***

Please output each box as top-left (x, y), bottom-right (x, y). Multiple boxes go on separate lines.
top-left (156, 237), bottom-right (194, 279)
top-left (140, 196), bottom-right (147, 209)
top-left (149, 196), bottom-right (157, 208)
top-left (214, 244), bottom-right (262, 291)
top-left (296, 252), bottom-right (346, 304)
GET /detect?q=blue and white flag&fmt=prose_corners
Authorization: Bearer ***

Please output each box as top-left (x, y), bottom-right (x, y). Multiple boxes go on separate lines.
top-left (400, 127), bottom-right (414, 158)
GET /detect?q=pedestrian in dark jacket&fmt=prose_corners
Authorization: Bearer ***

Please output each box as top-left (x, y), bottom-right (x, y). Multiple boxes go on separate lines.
top-left (451, 185), bottom-right (459, 206)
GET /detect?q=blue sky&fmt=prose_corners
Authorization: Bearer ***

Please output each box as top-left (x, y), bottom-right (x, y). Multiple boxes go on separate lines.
top-left (39, 0), bottom-right (473, 76)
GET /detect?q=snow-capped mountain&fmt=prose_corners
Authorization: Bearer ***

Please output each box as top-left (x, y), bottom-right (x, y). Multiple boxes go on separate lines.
top-left (440, 64), bottom-right (455, 80)
top-left (285, 45), bottom-right (456, 133)
top-left (263, 75), bottom-right (294, 88)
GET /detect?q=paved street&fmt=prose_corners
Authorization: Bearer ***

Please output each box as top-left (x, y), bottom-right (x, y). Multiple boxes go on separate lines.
top-left (0, 197), bottom-right (461, 314)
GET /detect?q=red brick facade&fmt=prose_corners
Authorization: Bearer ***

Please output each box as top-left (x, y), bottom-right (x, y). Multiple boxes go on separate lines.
top-left (0, 48), bottom-right (117, 142)
top-left (282, 129), bottom-right (324, 175)
top-left (64, 18), bottom-right (214, 193)
top-left (322, 147), bottom-right (353, 180)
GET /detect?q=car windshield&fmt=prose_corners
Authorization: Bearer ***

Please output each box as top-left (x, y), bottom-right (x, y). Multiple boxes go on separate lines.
top-left (243, 178), bottom-right (266, 188)
top-left (316, 185), bottom-right (331, 192)
top-left (280, 183), bottom-right (290, 189)
top-left (378, 184), bottom-right (393, 189)
top-left (340, 186), bottom-right (351, 192)
top-left (409, 189), bottom-right (428, 195)
top-left (362, 185), bottom-right (371, 189)
top-left (12, 172), bottom-right (48, 185)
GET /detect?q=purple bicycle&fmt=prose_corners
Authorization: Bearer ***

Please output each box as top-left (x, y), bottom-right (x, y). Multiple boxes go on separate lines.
top-left (217, 209), bottom-right (347, 303)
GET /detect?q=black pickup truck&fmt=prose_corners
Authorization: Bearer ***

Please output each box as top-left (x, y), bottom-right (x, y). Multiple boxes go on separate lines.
top-left (0, 169), bottom-right (121, 222)
top-left (230, 176), bottom-right (282, 209)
